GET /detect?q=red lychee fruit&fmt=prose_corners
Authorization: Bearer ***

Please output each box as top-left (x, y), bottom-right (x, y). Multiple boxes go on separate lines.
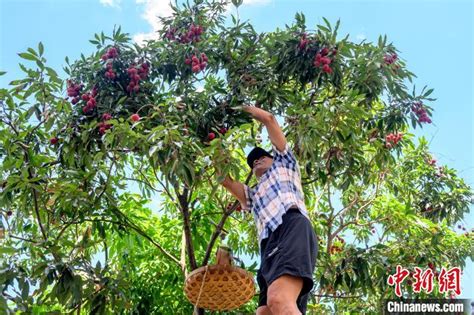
top-left (102, 113), bottom-right (112, 121)
top-left (50, 137), bottom-right (59, 145)
top-left (321, 57), bottom-right (332, 65)
top-left (130, 113), bottom-right (140, 122)
top-left (322, 64), bottom-right (332, 74)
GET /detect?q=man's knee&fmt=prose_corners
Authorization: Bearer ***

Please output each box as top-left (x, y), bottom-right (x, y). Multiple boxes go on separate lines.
top-left (267, 291), bottom-right (298, 314)
top-left (266, 290), bottom-right (285, 312)
top-left (256, 305), bottom-right (272, 315)
top-left (266, 275), bottom-right (303, 314)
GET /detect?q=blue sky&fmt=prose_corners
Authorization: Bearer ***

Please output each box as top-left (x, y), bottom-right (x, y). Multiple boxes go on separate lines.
top-left (1, 0), bottom-right (472, 300)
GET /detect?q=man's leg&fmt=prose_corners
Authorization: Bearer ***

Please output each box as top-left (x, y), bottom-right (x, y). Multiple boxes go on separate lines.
top-left (267, 274), bottom-right (303, 315)
top-left (256, 306), bottom-right (273, 315)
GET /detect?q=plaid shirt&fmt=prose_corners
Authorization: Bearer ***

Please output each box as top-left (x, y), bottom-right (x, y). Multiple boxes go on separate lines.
top-left (243, 143), bottom-right (309, 246)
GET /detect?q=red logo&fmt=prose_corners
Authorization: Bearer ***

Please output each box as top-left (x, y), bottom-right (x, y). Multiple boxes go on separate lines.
top-left (387, 265), bottom-right (410, 297)
top-left (387, 265), bottom-right (462, 297)
top-left (412, 267), bottom-right (434, 294)
top-left (438, 267), bottom-right (461, 296)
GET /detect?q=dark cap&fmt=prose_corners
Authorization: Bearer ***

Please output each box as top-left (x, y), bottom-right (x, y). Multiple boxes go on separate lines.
top-left (247, 147), bottom-right (273, 169)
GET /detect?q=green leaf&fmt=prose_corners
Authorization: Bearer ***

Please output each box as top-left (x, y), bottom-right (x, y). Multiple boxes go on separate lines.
top-left (0, 247), bottom-right (16, 254)
top-left (27, 47), bottom-right (38, 56)
top-left (21, 280), bottom-right (29, 300)
top-left (423, 88), bottom-right (434, 97)
top-left (322, 17), bottom-right (332, 31)
top-left (36, 60), bottom-right (44, 70)
top-left (0, 71), bottom-right (5, 76)
top-left (149, 145), bottom-right (160, 157)
top-left (232, 0), bottom-right (243, 8)
top-left (18, 52), bottom-right (38, 61)
top-left (45, 66), bottom-right (58, 78)
top-left (38, 42), bottom-right (44, 56)
top-left (317, 25), bottom-right (330, 33)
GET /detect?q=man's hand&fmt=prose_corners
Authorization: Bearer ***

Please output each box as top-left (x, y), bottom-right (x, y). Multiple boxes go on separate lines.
top-left (237, 105), bottom-right (273, 124)
top-left (235, 105), bottom-right (288, 152)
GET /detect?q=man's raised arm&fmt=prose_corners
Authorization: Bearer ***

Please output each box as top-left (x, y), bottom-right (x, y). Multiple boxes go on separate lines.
top-left (241, 105), bottom-right (287, 152)
top-left (221, 175), bottom-right (247, 209)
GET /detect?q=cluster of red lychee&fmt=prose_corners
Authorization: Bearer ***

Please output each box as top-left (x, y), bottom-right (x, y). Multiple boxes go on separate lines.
top-left (98, 113), bottom-right (113, 135)
top-left (126, 62), bottom-right (149, 93)
top-left (101, 47), bottom-right (119, 80)
top-left (330, 235), bottom-right (345, 254)
top-left (66, 81), bottom-right (99, 112)
top-left (185, 53), bottom-right (208, 73)
top-left (297, 33), bottom-right (308, 50)
top-left (314, 47), bottom-right (334, 74)
top-left (206, 126), bottom-right (227, 141)
top-left (81, 88), bottom-right (99, 114)
top-left (165, 24), bottom-right (204, 44)
top-left (67, 80), bottom-right (84, 104)
top-left (104, 62), bottom-right (117, 80)
top-left (383, 52), bottom-right (398, 65)
top-left (101, 47), bottom-right (119, 61)
top-left (329, 245), bottom-right (342, 254)
top-left (385, 132), bottom-right (403, 149)
top-left (425, 154), bottom-right (437, 166)
top-left (411, 101), bottom-right (432, 124)
top-left (97, 113), bottom-right (140, 135)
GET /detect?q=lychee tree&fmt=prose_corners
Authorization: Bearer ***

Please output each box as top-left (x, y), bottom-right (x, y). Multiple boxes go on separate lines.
top-left (0, 0), bottom-right (473, 314)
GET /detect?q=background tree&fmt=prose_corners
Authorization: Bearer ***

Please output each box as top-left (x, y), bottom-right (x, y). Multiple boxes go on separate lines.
top-left (0, 0), bottom-right (472, 314)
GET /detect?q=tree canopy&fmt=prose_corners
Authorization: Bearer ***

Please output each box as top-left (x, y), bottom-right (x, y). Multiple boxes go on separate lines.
top-left (0, 0), bottom-right (472, 314)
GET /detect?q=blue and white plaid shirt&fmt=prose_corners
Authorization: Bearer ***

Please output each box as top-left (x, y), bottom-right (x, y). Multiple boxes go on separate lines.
top-left (243, 143), bottom-right (309, 246)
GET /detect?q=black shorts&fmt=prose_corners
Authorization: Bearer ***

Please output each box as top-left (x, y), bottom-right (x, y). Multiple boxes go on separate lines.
top-left (257, 207), bottom-right (318, 314)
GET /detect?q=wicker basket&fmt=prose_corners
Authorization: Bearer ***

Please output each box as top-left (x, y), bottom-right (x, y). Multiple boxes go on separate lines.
top-left (184, 246), bottom-right (255, 311)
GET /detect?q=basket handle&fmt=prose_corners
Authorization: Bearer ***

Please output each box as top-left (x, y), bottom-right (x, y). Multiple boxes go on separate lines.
top-left (216, 246), bottom-right (233, 266)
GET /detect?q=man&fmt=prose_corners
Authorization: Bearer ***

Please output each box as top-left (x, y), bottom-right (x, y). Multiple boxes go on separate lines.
top-left (220, 105), bottom-right (318, 315)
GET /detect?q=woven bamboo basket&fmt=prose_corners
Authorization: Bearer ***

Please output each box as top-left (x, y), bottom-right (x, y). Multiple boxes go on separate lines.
top-left (184, 246), bottom-right (255, 311)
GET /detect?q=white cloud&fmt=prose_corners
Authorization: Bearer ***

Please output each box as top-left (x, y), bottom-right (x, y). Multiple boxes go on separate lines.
top-left (133, 0), bottom-right (272, 45)
top-left (99, 0), bottom-right (121, 9)
top-left (133, 0), bottom-right (174, 45)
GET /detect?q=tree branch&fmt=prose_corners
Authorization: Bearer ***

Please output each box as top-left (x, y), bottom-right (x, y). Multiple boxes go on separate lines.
top-left (177, 186), bottom-right (198, 270)
top-left (9, 234), bottom-right (40, 244)
top-left (19, 142), bottom-right (48, 241)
